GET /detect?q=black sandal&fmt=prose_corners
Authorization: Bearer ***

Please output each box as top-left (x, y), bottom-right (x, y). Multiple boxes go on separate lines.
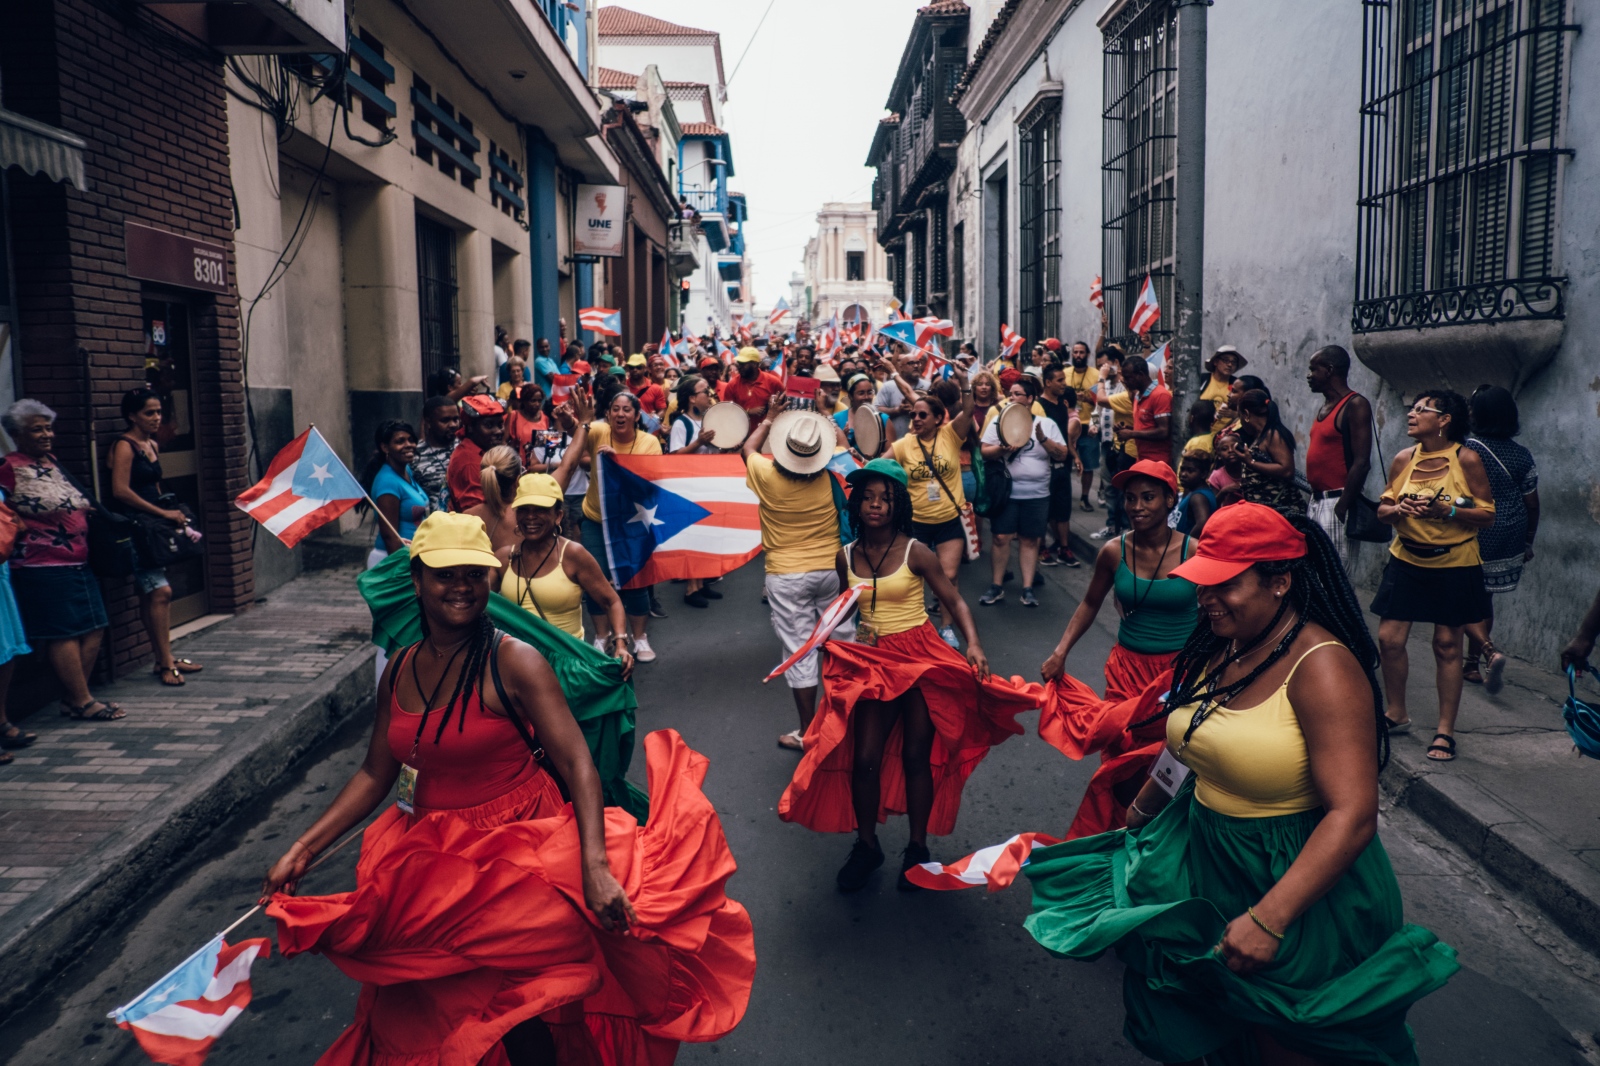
top-left (64, 700), bottom-right (127, 721)
top-left (1462, 656), bottom-right (1484, 685)
top-left (0, 725), bottom-right (36, 749)
top-left (1425, 733), bottom-right (1456, 761)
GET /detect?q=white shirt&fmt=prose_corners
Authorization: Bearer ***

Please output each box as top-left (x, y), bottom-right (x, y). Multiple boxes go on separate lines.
top-left (981, 415), bottom-right (1065, 500)
top-left (668, 412), bottom-right (718, 453)
top-left (874, 375), bottom-right (930, 438)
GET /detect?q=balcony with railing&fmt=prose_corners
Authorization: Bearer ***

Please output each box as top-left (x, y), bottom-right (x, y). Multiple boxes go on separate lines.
top-left (684, 188), bottom-right (728, 252)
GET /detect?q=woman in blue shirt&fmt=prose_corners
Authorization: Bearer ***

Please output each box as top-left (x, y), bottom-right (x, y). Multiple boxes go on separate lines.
top-left (361, 420), bottom-right (430, 560)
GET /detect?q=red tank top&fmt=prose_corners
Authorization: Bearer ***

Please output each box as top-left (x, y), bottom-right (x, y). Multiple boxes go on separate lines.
top-left (388, 644), bottom-right (536, 810)
top-left (1305, 392), bottom-right (1354, 494)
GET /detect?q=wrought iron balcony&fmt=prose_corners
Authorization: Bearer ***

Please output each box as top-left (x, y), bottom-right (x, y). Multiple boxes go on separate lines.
top-left (1352, 279), bottom-right (1565, 334)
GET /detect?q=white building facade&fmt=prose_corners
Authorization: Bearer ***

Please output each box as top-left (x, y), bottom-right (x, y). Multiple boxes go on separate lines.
top-left (803, 202), bottom-right (893, 329)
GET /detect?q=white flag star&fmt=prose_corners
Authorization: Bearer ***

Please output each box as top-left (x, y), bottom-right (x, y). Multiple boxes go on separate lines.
top-left (628, 502), bottom-right (663, 527)
top-left (309, 463), bottom-right (333, 485)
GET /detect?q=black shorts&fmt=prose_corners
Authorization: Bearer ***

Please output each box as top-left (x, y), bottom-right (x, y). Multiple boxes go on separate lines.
top-left (1047, 466), bottom-right (1075, 522)
top-left (1370, 557), bottom-right (1491, 627)
top-left (991, 496), bottom-right (1049, 539)
top-left (913, 516), bottom-right (965, 546)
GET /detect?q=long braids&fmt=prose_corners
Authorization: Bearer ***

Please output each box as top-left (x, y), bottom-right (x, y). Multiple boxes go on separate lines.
top-left (1139, 513), bottom-right (1389, 767)
top-left (409, 559), bottom-right (498, 743)
top-left (845, 475), bottom-right (914, 542)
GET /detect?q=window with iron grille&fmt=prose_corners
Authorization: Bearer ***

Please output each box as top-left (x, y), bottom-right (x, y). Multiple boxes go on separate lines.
top-left (1018, 100), bottom-right (1062, 346)
top-left (912, 219), bottom-right (928, 312)
top-left (931, 199), bottom-right (948, 303)
top-left (416, 215), bottom-right (459, 385)
top-left (1355, 0), bottom-right (1574, 332)
top-left (1101, 0), bottom-right (1177, 347)
top-left (412, 77), bottom-right (481, 191)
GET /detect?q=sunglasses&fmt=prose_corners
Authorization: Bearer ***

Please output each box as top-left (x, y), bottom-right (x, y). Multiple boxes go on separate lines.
top-left (1409, 404), bottom-right (1443, 415)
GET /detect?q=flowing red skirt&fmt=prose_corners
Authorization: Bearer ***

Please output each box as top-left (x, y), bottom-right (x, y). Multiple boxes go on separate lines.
top-left (1037, 644), bottom-right (1176, 840)
top-left (778, 622), bottom-right (1039, 837)
top-left (268, 730), bottom-right (755, 1066)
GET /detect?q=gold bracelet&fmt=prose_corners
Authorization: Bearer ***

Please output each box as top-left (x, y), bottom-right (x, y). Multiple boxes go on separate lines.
top-left (1247, 905), bottom-right (1285, 941)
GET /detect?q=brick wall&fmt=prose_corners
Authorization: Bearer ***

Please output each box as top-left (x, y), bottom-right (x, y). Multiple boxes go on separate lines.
top-left (4, 0), bottom-right (253, 677)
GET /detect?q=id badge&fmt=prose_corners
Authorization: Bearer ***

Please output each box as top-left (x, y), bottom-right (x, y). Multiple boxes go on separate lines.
top-left (396, 763), bottom-right (419, 814)
top-left (854, 620), bottom-right (879, 647)
top-left (927, 482), bottom-right (941, 502)
top-left (1148, 747), bottom-right (1191, 798)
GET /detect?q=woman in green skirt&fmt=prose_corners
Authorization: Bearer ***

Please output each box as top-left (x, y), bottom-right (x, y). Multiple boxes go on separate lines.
top-left (1023, 502), bottom-right (1456, 1065)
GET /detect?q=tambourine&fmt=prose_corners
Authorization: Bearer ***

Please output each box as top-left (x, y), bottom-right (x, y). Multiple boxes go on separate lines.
top-left (702, 401), bottom-right (750, 450)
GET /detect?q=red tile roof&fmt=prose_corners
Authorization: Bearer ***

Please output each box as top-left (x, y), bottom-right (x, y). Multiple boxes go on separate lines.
top-left (596, 66), bottom-right (639, 89)
top-left (680, 122), bottom-right (725, 136)
top-left (597, 6), bottom-right (717, 37)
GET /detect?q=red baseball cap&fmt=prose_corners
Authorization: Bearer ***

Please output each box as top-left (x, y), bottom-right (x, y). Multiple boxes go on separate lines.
top-left (1110, 458), bottom-right (1178, 495)
top-left (570, 360), bottom-right (592, 375)
top-left (1169, 501), bottom-right (1307, 586)
top-left (459, 394), bottom-right (503, 418)
top-left (1044, 338), bottom-right (1063, 351)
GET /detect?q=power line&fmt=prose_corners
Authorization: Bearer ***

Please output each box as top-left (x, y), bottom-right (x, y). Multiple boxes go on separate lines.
top-left (726, 0), bottom-right (780, 87)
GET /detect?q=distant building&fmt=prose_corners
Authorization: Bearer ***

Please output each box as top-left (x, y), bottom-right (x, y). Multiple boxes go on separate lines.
top-left (803, 203), bottom-right (893, 331)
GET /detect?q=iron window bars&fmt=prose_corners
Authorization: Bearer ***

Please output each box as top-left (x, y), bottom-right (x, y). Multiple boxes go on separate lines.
top-left (1019, 98), bottom-right (1063, 347)
top-left (1355, 0), bottom-right (1575, 333)
top-left (1102, 0), bottom-right (1178, 348)
top-left (416, 215), bottom-right (460, 384)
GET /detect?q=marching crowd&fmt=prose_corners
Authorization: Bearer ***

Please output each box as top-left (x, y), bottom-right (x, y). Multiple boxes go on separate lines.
top-left (0, 309), bottom-right (1587, 1066)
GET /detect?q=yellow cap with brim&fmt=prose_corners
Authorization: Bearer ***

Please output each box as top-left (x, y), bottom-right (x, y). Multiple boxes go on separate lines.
top-left (626, 353), bottom-right (648, 367)
top-left (510, 472), bottom-right (563, 510)
top-left (735, 347), bottom-right (763, 364)
top-left (409, 512), bottom-right (501, 569)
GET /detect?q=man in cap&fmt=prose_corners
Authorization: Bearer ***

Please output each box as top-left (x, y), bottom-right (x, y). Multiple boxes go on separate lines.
top-left (726, 347), bottom-right (786, 432)
top-left (743, 393), bottom-right (850, 750)
top-left (445, 394), bottom-right (506, 510)
top-left (625, 354), bottom-right (667, 417)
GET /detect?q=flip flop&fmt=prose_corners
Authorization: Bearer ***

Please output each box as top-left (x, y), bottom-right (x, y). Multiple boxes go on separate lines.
top-left (172, 658), bottom-right (204, 674)
top-left (1384, 716), bottom-right (1412, 736)
top-left (1425, 733), bottom-right (1457, 761)
top-left (777, 729), bottom-right (804, 751)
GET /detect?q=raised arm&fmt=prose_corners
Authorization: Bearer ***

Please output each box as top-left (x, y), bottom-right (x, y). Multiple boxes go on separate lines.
top-left (743, 393), bottom-right (787, 458)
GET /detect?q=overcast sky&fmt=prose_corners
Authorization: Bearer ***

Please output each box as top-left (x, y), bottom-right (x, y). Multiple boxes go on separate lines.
top-left (602, 1), bottom-right (923, 310)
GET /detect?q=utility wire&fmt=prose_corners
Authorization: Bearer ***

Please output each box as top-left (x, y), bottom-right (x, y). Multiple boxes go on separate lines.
top-left (727, 0), bottom-right (780, 88)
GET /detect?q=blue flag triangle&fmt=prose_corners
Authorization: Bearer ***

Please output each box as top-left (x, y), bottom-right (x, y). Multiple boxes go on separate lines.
top-left (598, 455), bottom-right (711, 588)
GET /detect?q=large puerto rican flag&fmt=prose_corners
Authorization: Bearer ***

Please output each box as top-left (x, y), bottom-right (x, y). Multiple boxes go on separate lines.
top-left (598, 454), bottom-right (762, 589)
top-left (112, 936), bottom-right (270, 1066)
top-left (235, 427), bottom-right (367, 548)
top-left (580, 306), bottom-right (622, 337)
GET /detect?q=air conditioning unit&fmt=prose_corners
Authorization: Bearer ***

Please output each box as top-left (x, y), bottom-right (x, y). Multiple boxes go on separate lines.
top-left (141, 0), bottom-right (345, 54)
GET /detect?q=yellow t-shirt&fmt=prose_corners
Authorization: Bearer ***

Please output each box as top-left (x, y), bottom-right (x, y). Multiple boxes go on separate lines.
top-left (1183, 433), bottom-right (1215, 457)
top-left (581, 421), bottom-right (663, 522)
top-left (744, 453), bottom-right (841, 574)
top-left (1200, 376), bottom-right (1233, 433)
top-left (892, 422), bottom-right (965, 524)
top-left (1108, 391), bottom-right (1137, 458)
top-left (1062, 365), bottom-right (1100, 423)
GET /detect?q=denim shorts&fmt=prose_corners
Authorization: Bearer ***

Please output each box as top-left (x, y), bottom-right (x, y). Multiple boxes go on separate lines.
top-left (133, 567), bottom-right (170, 595)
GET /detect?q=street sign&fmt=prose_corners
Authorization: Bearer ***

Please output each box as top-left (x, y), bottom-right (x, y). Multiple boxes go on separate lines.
top-left (124, 222), bottom-right (230, 295)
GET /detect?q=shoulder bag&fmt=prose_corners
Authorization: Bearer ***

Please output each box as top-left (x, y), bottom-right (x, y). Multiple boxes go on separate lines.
top-left (57, 462), bottom-right (139, 578)
top-left (1563, 665), bottom-right (1600, 760)
top-left (488, 631), bottom-right (573, 801)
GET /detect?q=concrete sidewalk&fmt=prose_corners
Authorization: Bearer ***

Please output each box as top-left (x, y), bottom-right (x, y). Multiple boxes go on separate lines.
top-left (1055, 493), bottom-right (1600, 956)
top-left (0, 564), bottom-right (376, 1022)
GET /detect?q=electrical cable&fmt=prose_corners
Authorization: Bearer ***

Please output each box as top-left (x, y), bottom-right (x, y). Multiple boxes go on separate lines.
top-left (727, 0), bottom-right (781, 88)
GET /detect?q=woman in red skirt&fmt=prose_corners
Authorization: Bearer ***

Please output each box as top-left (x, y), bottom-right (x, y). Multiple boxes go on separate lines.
top-left (1037, 459), bottom-right (1199, 838)
top-left (779, 458), bottom-right (1038, 893)
top-left (260, 512), bottom-right (754, 1066)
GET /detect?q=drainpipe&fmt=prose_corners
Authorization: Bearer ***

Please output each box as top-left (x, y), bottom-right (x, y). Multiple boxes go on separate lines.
top-left (1172, 0), bottom-right (1208, 459)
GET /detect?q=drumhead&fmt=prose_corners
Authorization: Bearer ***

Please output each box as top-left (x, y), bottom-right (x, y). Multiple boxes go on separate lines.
top-left (998, 403), bottom-right (1034, 449)
top-left (850, 405), bottom-right (882, 457)
top-left (701, 401), bottom-right (749, 449)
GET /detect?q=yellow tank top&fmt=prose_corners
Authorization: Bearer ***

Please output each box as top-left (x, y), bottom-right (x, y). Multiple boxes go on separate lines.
top-left (500, 540), bottom-right (585, 640)
top-left (1381, 444), bottom-right (1492, 569)
top-left (846, 540), bottom-right (928, 636)
top-left (1165, 641), bottom-right (1343, 818)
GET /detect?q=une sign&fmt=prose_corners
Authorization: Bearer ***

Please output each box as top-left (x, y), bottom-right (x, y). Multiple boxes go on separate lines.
top-left (124, 221), bottom-right (230, 295)
top-left (574, 184), bottom-right (626, 258)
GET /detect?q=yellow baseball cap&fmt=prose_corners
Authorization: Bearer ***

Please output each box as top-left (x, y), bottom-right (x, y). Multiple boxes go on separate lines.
top-left (408, 512), bottom-right (501, 569)
top-left (510, 472), bottom-right (563, 510)
top-left (735, 347), bottom-right (763, 364)
top-left (626, 353), bottom-right (648, 367)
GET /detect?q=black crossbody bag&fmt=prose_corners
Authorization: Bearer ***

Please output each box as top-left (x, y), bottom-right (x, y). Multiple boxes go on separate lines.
top-left (487, 631), bottom-right (572, 802)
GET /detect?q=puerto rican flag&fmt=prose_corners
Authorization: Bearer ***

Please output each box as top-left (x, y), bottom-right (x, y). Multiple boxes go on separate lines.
top-left (768, 297), bottom-right (791, 326)
top-left (657, 328), bottom-right (680, 367)
top-left (886, 298), bottom-right (906, 322)
top-left (580, 306), bottom-right (622, 337)
top-left (549, 373), bottom-right (580, 406)
top-left (1128, 275), bottom-right (1161, 335)
top-left (1146, 340), bottom-right (1170, 386)
top-left (764, 585), bottom-right (862, 683)
top-left (235, 427), bottom-right (367, 549)
top-left (1089, 275), bottom-right (1104, 309)
top-left (112, 936), bottom-right (270, 1066)
top-left (598, 454), bottom-right (762, 589)
top-left (999, 323), bottom-right (1024, 360)
top-left (904, 832), bottom-right (1063, 892)
top-left (914, 316), bottom-right (954, 340)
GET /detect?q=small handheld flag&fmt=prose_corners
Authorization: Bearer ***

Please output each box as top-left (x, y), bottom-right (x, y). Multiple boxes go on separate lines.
top-left (1089, 275), bottom-right (1104, 309)
top-left (999, 323), bottom-right (1024, 360)
top-left (112, 936), bottom-right (271, 1066)
top-left (763, 586), bottom-right (862, 683)
top-left (550, 373), bottom-right (580, 406)
top-left (1128, 275), bottom-right (1161, 335)
top-left (1145, 340), bottom-right (1170, 385)
top-left (768, 297), bottom-right (791, 326)
top-left (580, 306), bottom-right (622, 337)
top-left (235, 427), bottom-right (368, 549)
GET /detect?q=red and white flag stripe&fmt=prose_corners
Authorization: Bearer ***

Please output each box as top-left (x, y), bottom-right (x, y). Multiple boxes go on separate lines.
top-left (613, 454), bottom-right (763, 588)
top-left (1089, 274), bottom-right (1104, 309)
top-left (1128, 275), bottom-right (1161, 335)
top-left (904, 832), bottom-right (1063, 892)
top-left (763, 585), bottom-right (862, 683)
top-left (234, 429), bottom-right (362, 549)
top-left (117, 938), bottom-right (270, 1066)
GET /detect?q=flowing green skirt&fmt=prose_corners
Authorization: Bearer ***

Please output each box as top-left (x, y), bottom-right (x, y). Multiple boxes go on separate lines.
top-left (357, 548), bottom-right (649, 821)
top-left (1023, 781), bottom-right (1457, 1065)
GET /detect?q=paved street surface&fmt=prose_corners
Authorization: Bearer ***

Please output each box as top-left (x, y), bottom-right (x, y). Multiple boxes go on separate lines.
top-left (1, 543), bottom-right (1596, 1064)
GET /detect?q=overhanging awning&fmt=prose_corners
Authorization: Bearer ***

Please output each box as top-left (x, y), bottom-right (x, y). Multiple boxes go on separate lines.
top-left (0, 109), bottom-right (87, 191)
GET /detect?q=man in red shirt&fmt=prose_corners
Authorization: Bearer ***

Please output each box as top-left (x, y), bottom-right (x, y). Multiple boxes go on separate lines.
top-left (1304, 344), bottom-right (1373, 573)
top-left (626, 354), bottom-right (667, 416)
top-left (445, 395), bottom-right (505, 510)
top-left (724, 347), bottom-right (785, 431)
top-left (1116, 354), bottom-right (1172, 466)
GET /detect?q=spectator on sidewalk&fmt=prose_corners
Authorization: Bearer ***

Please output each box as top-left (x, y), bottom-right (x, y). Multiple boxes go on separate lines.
top-left (445, 395), bottom-right (505, 511)
top-left (1094, 349), bottom-right (1132, 539)
top-left (1062, 342), bottom-right (1100, 509)
top-left (743, 397), bottom-right (848, 750)
top-left (0, 486), bottom-right (35, 765)
top-left (109, 387), bottom-right (202, 687)
top-left (427, 366), bottom-right (489, 403)
top-left (1561, 588), bottom-right (1600, 673)
top-left (1305, 345), bottom-right (1374, 574)
top-left (0, 400), bottom-right (122, 721)
top-left (979, 384), bottom-right (1071, 607)
top-left (532, 337), bottom-right (566, 395)
top-left (1173, 449), bottom-right (1217, 537)
top-left (359, 419), bottom-right (427, 685)
top-left (1237, 389), bottom-right (1306, 516)
top-left (1181, 399), bottom-right (1217, 459)
top-left (1199, 344), bottom-right (1244, 429)
top-left (1374, 390), bottom-right (1496, 762)
top-left (504, 383), bottom-right (547, 467)
top-left (1035, 372), bottom-right (1083, 568)
top-left (1115, 354), bottom-right (1172, 467)
top-left (412, 396), bottom-right (459, 512)
top-left (495, 356), bottom-right (527, 403)
top-left (1462, 386), bottom-right (1539, 694)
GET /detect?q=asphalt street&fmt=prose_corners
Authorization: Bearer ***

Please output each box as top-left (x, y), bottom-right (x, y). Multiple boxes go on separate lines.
top-left (2, 539), bottom-right (1597, 1064)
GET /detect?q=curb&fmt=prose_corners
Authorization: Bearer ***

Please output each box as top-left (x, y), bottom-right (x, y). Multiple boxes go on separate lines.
top-left (0, 643), bottom-right (376, 1024)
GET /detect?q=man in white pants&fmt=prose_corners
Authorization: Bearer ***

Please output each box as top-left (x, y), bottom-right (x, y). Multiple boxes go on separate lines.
top-left (743, 393), bottom-right (850, 750)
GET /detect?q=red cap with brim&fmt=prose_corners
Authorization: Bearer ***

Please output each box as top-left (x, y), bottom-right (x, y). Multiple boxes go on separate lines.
top-left (1168, 501), bottom-right (1307, 586)
top-left (1110, 458), bottom-right (1178, 496)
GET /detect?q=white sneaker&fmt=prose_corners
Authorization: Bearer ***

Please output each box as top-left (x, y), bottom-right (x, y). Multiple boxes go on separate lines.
top-left (1090, 526), bottom-right (1115, 540)
top-left (939, 626), bottom-right (960, 649)
top-left (632, 635), bottom-right (657, 663)
top-left (593, 636), bottom-right (609, 654)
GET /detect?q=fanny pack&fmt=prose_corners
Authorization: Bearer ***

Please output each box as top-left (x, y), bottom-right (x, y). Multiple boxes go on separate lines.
top-left (1398, 536), bottom-right (1473, 560)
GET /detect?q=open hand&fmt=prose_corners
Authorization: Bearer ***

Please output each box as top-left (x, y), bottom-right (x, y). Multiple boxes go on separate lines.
top-left (583, 861), bottom-right (639, 932)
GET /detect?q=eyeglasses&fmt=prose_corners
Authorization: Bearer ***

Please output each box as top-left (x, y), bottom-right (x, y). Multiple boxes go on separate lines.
top-left (1409, 404), bottom-right (1443, 415)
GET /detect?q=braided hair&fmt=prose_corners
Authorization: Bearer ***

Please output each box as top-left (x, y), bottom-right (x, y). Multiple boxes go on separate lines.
top-left (1140, 514), bottom-right (1388, 766)
top-left (845, 474), bottom-right (914, 542)
top-left (407, 557), bottom-right (498, 742)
